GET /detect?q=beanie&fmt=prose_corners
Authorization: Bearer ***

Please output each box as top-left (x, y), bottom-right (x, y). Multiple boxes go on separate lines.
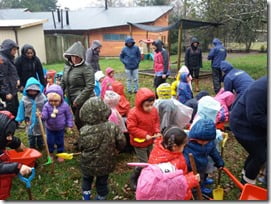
top-left (95, 71), bottom-right (105, 81)
top-left (0, 111), bottom-right (17, 149)
top-left (156, 83), bottom-right (172, 99)
top-left (103, 90), bottom-right (120, 108)
top-left (46, 70), bottom-right (56, 79)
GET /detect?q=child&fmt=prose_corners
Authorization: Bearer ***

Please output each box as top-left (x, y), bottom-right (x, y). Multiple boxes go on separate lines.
top-left (126, 88), bottom-right (161, 190)
top-left (16, 77), bottom-right (46, 150)
top-left (55, 71), bottom-right (63, 85)
top-left (101, 67), bottom-right (115, 99)
top-left (103, 90), bottom-right (127, 133)
top-left (94, 70), bottom-right (105, 97)
top-left (184, 119), bottom-right (224, 195)
top-left (177, 72), bottom-right (193, 104)
top-left (78, 97), bottom-right (126, 200)
top-left (44, 70), bottom-right (56, 93)
top-left (41, 84), bottom-right (73, 162)
top-left (146, 127), bottom-right (200, 200)
top-left (0, 111), bottom-right (32, 200)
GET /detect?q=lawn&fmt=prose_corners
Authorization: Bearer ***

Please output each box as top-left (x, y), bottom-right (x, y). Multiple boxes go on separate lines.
top-left (8, 53), bottom-right (267, 200)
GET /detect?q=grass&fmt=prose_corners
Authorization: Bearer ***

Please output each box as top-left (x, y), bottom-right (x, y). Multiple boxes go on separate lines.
top-left (8, 53), bottom-right (267, 200)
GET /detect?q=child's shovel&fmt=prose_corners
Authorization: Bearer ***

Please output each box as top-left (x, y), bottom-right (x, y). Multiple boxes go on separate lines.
top-left (56, 152), bottom-right (81, 160)
top-left (18, 168), bottom-right (35, 200)
top-left (189, 153), bottom-right (203, 200)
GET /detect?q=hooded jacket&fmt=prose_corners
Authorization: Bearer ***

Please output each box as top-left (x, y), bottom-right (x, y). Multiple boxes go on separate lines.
top-left (207, 38), bottom-right (227, 68)
top-left (152, 40), bottom-right (170, 76)
top-left (111, 81), bottom-right (130, 117)
top-left (0, 39), bottom-right (19, 99)
top-left (185, 37), bottom-right (202, 69)
top-left (101, 67), bottom-right (115, 99)
top-left (177, 73), bottom-right (193, 104)
top-left (220, 61), bottom-right (254, 95)
top-left (184, 119), bottom-right (224, 173)
top-left (230, 76), bottom-right (267, 142)
top-left (61, 41), bottom-right (95, 106)
top-left (79, 97), bottom-right (126, 176)
top-left (127, 88), bottom-right (160, 148)
top-left (15, 44), bottom-right (46, 88)
top-left (16, 77), bottom-right (46, 136)
top-left (41, 84), bottom-right (73, 131)
top-left (85, 40), bottom-right (102, 73)
top-left (120, 37), bottom-right (141, 70)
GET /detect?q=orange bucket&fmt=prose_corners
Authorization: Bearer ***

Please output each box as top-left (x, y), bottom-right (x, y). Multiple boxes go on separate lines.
top-left (7, 148), bottom-right (42, 167)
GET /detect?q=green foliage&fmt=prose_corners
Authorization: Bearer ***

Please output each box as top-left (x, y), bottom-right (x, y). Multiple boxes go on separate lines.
top-left (0, 0), bottom-right (57, 11)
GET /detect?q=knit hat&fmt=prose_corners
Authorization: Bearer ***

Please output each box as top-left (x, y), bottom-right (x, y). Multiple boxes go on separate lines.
top-left (95, 70), bottom-right (105, 81)
top-left (0, 111), bottom-right (17, 149)
top-left (26, 84), bottom-right (40, 92)
top-left (46, 70), bottom-right (56, 79)
top-left (47, 92), bottom-right (61, 101)
top-left (103, 90), bottom-right (120, 108)
top-left (189, 118), bottom-right (216, 140)
top-left (156, 83), bottom-right (172, 99)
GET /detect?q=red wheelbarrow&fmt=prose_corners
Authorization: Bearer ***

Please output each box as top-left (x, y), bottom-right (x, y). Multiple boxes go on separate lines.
top-left (7, 148), bottom-right (42, 167)
top-left (223, 167), bottom-right (267, 200)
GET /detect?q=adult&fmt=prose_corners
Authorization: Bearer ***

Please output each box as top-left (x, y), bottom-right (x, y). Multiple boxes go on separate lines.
top-left (61, 41), bottom-right (95, 130)
top-left (120, 36), bottom-right (141, 94)
top-left (230, 76), bottom-right (267, 184)
top-left (0, 39), bottom-right (20, 117)
top-left (207, 38), bottom-right (227, 94)
top-left (15, 44), bottom-right (46, 91)
top-left (185, 37), bottom-right (202, 92)
top-left (152, 40), bottom-right (170, 94)
top-left (220, 61), bottom-right (254, 96)
top-left (85, 40), bottom-right (102, 73)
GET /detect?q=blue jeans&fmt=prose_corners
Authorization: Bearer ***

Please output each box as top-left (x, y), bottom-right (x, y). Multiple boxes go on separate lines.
top-left (82, 174), bottom-right (109, 197)
top-left (125, 69), bottom-right (138, 92)
top-left (46, 129), bottom-right (65, 153)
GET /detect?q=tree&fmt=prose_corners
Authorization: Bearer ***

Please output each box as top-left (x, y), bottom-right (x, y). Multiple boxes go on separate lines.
top-left (0, 0), bottom-right (57, 11)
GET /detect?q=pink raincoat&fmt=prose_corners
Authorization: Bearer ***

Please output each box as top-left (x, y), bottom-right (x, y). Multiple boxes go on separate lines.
top-left (101, 67), bottom-right (115, 99)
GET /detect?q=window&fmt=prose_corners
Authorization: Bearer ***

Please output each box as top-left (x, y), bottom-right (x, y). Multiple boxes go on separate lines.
top-left (103, 34), bottom-right (127, 41)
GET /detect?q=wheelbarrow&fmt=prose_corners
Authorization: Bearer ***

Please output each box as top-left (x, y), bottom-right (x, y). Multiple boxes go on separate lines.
top-left (18, 168), bottom-right (35, 200)
top-left (222, 167), bottom-right (267, 200)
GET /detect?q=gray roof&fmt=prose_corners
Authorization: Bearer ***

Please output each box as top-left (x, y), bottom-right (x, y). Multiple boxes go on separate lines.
top-left (0, 6), bottom-right (173, 31)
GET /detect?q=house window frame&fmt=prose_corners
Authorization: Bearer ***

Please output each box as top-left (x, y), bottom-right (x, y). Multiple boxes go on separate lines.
top-left (103, 33), bottom-right (127, 41)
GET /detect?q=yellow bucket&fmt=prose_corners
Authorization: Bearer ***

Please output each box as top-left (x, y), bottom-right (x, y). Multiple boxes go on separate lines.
top-left (213, 186), bottom-right (224, 200)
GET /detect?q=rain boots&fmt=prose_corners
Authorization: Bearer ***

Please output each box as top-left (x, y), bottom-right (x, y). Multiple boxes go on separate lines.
top-left (130, 167), bottom-right (142, 191)
top-left (194, 79), bottom-right (200, 92)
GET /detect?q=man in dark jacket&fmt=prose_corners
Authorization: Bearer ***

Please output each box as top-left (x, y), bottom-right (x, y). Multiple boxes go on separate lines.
top-left (120, 36), bottom-right (141, 94)
top-left (15, 44), bottom-right (46, 90)
top-left (85, 40), bottom-right (102, 73)
top-left (0, 39), bottom-right (20, 117)
top-left (230, 76), bottom-right (267, 185)
top-left (208, 38), bottom-right (227, 94)
top-left (185, 37), bottom-right (202, 92)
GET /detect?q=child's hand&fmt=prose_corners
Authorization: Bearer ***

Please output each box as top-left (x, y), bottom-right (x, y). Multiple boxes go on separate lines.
top-left (153, 133), bottom-right (162, 138)
top-left (195, 173), bottom-right (200, 182)
top-left (146, 135), bottom-right (153, 140)
top-left (19, 164), bottom-right (32, 176)
top-left (36, 111), bottom-right (42, 118)
top-left (16, 143), bottom-right (26, 152)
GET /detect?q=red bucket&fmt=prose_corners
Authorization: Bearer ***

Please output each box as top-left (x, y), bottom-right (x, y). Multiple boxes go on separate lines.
top-left (7, 148), bottom-right (42, 167)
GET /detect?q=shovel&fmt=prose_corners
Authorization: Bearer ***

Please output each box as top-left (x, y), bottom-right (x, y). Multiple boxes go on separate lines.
top-left (36, 110), bottom-right (53, 166)
top-left (212, 133), bottom-right (229, 200)
top-left (56, 152), bottom-right (81, 160)
top-left (18, 168), bottom-right (35, 200)
top-left (189, 153), bottom-right (202, 200)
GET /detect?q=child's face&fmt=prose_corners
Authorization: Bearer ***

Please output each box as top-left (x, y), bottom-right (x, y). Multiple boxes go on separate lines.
top-left (99, 76), bottom-right (105, 83)
top-left (6, 134), bottom-right (12, 141)
top-left (109, 71), bottom-right (114, 78)
top-left (49, 99), bottom-right (61, 107)
top-left (142, 100), bottom-right (154, 113)
top-left (27, 90), bottom-right (39, 97)
top-left (187, 75), bottom-right (192, 82)
top-left (47, 76), bottom-right (54, 85)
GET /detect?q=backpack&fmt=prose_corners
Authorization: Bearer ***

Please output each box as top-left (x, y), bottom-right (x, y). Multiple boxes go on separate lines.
top-left (135, 162), bottom-right (189, 200)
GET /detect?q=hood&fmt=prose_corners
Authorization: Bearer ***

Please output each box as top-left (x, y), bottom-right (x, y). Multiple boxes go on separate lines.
top-left (180, 72), bottom-right (189, 83)
top-left (45, 84), bottom-right (64, 99)
top-left (94, 70), bottom-right (105, 81)
top-left (197, 96), bottom-right (221, 122)
top-left (21, 44), bottom-right (36, 57)
top-left (0, 111), bottom-right (17, 149)
top-left (105, 67), bottom-right (114, 76)
top-left (156, 83), bottom-right (172, 99)
top-left (152, 40), bottom-right (163, 53)
top-left (112, 81), bottom-right (125, 96)
top-left (191, 37), bottom-right (199, 45)
top-left (0, 39), bottom-right (19, 59)
top-left (189, 118), bottom-right (216, 140)
top-left (63, 41), bottom-right (85, 66)
top-left (135, 88), bottom-right (155, 110)
top-left (91, 40), bottom-right (102, 50)
top-left (214, 91), bottom-right (235, 107)
top-left (103, 90), bottom-right (120, 108)
top-left (195, 90), bottom-right (209, 101)
top-left (79, 96), bottom-right (111, 125)
top-left (23, 77), bottom-right (43, 96)
top-left (125, 36), bottom-right (135, 46)
top-left (212, 38), bottom-right (222, 46)
top-left (220, 61), bottom-right (233, 73)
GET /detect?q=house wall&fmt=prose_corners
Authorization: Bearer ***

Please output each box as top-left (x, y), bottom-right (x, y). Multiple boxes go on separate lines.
top-left (87, 13), bottom-right (169, 57)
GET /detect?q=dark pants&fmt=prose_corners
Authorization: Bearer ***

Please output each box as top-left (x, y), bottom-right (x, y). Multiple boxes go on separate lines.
top-left (154, 76), bottom-right (167, 98)
top-left (212, 67), bottom-right (222, 94)
top-left (46, 129), bottom-right (65, 153)
top-left (82, 175), bottom-right (109, 197)
top-left (188, 67), bottom-right (200, 79)
top-left (235, 137), bottom-right (267, 180)
top-left (28, 134), bottom-right (43, 150)
top-left (71, 105), bottom-right (83, 130)
top-left (5, 94), bottom-right (19, 117)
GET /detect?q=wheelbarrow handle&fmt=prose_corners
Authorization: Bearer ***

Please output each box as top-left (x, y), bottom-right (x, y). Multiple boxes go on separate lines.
top-left (18, 168), bottom-right (35, 188)
top-left (222, 167), bottom-right (244, 190)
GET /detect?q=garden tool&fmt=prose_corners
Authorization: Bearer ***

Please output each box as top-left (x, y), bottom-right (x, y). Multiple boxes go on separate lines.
top-left (189, 153), bottom-right (203, 200)
top-left (213, 132), bottom-right (229, 200)
top-left (56, 152), bottom-right (81, 160)
top-left (36, 110), bottom-right (52, 165)
top-left (18, 168), bottom-right (35, 200)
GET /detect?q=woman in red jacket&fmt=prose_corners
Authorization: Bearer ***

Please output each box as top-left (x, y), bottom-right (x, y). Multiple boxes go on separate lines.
top-left (148, 127), bottom-right (199, 200)
top-left (126, 88), bottom-right (161, 190)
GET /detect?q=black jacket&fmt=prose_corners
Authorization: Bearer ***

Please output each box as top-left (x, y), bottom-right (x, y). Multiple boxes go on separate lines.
top-left (15, 44), bottom-right (46, 88)
top-left (185, 37), bottom-right (202, 69)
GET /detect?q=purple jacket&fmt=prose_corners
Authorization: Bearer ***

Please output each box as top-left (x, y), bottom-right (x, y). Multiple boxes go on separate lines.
top-left (42, 84), bottom-right (73, 131)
